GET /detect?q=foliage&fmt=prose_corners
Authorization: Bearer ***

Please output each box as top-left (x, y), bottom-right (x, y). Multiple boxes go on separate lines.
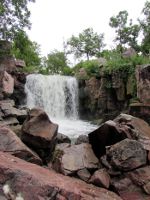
top-left (45, 50), bottom-right (70, 75)
top-left (109, 11), bottom-right (140, 52)
top-left (73, 59), bottom-right (100, 78)
top-left (0, 0), bottom-right (35, 40)
top-left (12, 30), bottom-right (41, 70)
top-left (139, 1), bottom-right (150, 55)
top-left (67, 28), bottom-right (105, 60)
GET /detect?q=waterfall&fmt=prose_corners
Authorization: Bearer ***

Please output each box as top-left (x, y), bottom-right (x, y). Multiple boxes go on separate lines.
top-left (25, 74), bottom-right (97, 138)
top-left (25, 74), bottom-right (78, 119)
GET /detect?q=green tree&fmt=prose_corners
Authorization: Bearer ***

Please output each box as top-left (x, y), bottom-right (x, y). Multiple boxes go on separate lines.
top-left (67, 28), bottom-right (105, 60)
top-left (139, 1), bottom-right (150, 55)
top-left (12, 30), bottom-right (41, 69)
top-left (109, 11), bottom-right (140, 52)
top-left (46, 50), bottom-right (69, 74)
top-left (0, 0), bottom-right (35, 40)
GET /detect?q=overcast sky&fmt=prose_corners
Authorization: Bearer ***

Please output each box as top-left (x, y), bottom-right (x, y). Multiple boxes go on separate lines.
top-left (28, 0), bottom-right (145, 57)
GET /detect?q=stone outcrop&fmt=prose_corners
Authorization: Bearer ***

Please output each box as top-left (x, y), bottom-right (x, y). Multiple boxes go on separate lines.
top-left (21, 108), bottom-right (58, 162)
top-left (2, 71), bottom-right (14, 96)
top-left (0, 126), bottom-right (42, 165)
top-left (0, 152), bottom-right (122, 200)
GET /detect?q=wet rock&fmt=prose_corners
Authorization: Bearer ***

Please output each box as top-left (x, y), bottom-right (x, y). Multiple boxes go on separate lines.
top-left (77, 168), bottom-right (91, 182)
top-left (106, 139), bottom-right (147, 171)
top-left (21, 108), bottom-right (58, 162)
top-left (52, 143), bottom-right (99, 176)
top-left (57, 133), bottom-right (71, 144)
top-left (0, 152), bottom-right (122, 200)
top-left (0, 126), bottom-right (42, 165)
top-left (75, 134), bottom-right (89, 145)
top-left (89, 168), bottom-right (110, 189)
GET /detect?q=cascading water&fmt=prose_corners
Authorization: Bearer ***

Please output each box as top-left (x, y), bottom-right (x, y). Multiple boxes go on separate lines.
top-left (25, 74), bottom-right (97, 138)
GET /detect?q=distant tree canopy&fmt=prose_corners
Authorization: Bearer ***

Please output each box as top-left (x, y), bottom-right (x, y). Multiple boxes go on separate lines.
top-left (139, 1), bottom-right (150, 55)
top-left (45, 50), bottom-right (69, 75)
top-left (67, 28), bottom-right (105, 60)
top-left (12, 30), bottom-right (41, 68)
top-left (0, 0), bottom-right (35, 40)
top-left (109, 10), bottom-right (140, 52)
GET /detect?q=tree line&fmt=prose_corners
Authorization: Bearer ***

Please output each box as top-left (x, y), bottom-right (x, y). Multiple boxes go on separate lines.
top-left (0, 0), bottom-right (150, 74)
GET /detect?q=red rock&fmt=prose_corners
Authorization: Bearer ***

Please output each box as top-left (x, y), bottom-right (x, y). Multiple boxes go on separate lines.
top-left (52, 143), bottom-right (99, 176)
top-left (89, 168), bottom-right (110, 189)
top-left (106, 139), bottom-right (147, 171)
top-left (21, 108), bottom-right (58, 162)
top-left (2, 71), bottom-right (14, 95)
top-left (0, 126), bottom-right (42, 165)
top-left (0, 152), bottom-right (122, 200)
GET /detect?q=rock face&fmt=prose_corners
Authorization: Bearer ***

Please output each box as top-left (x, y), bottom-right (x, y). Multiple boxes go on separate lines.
top-left (0, 126), bottom-right (42, 165)
top-left (21, 108), bottom-right (58, 162)
top-left (52, 143), bottom-right (99, 176)
top-left (106, 139), bottom-right (147, 171)
top-left (0, 152), bottom-right (122, 200)
top-left (136, 64), bottom-right (150, 104)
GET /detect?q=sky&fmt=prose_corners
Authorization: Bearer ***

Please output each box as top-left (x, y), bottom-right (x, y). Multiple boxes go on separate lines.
top-left (28, 0), bottom-right (145, 58)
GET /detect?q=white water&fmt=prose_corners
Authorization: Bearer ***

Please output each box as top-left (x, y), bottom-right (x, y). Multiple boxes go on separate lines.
top-left (25, 74), bottom-right (97, 138)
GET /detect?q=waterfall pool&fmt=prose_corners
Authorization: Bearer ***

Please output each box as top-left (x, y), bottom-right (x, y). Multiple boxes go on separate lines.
top-left (25, 74), bottom-right (98, 138)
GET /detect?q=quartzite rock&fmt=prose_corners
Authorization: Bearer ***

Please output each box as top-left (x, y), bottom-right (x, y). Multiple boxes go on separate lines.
top-left (0, 152), bottom-right (122, 200)
top-left (52, 143), bottom-right (99, 176)
top-left (2, 71), bottom-right (14, 96)
top-left (0, 126), bottom-right (42, 165)
top-left (106, 139), bottom-right (147, 171)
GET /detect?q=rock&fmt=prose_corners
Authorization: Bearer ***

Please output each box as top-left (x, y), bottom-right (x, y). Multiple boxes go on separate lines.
top-left (106, 139), bottom-right (147, 171)
top-left (89, 168), bottom-right (110, 189)
top-left (0, 117), bottom-right (19, 126)
top-left (75, 134), bottom-right (89, 145)
top-left (0, 152), bottom-right (122, 200)
top-left (148, 151), bottom-right (150, 164)
top-left (111, 176), bottom-right (149, 200)
top-left (15, 59), bottom-right (26, 68)
top-left (2, 71), bottom-right (14, 96)
top-left (0, 126), bottom-right (42, 165)
top-left (143, 182), bottom-right (150, 195)
top-left (77, 168), bottom-right (91, 182)
top-left (89, 120), bottom-right (127, 158)
top-left (129, 103), bottom-right (150, 125)
top-left (122, 48), bottom-right (136, 58)
top-left (57, 133), bottom-right (71, 144)
top-left (0, 100), bottom-right (27, 123)
top-left (114, 114), bottom-right (150, 151)
top-left (21, 108), bottom-right (58, 162)
top-left (136, 64), bottom-right (150, 104)
top-left (52, 143), bottom-right (99, 176)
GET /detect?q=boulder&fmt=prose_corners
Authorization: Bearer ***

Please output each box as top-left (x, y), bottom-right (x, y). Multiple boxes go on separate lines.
top-left (106, 139), bottom-right (147, 171)
top-left (89, 114), bottom-right (150, 159)
top-left (0, 152), bottom-right (122, 200)
top-left (89, 168), bottom-right (110, 189)
top-left (0, 126), bottom-right (42, 165)
top-left (75, 134), bottom-right (89, 145)
top-left (21, 108), bottom-right (58, 162)
top-left (77, 168), bottom-right (91, 182)
top-left (111, 176), bottom-right (150, 200)
top-left (57, 132), bottom-right (71, 144)
top-left (52, 143), bottom-right (100, 176)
